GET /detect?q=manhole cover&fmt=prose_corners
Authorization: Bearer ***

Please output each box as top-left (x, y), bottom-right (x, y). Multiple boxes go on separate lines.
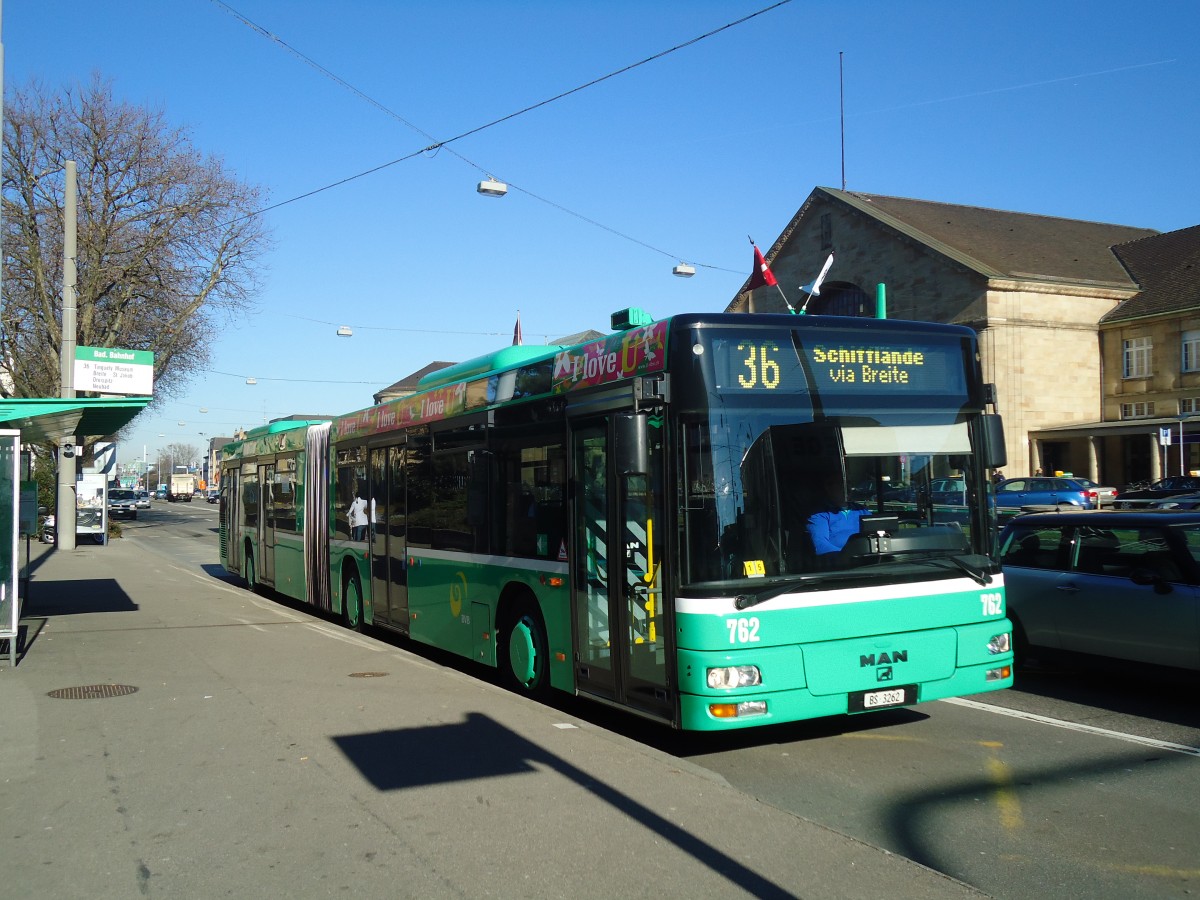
top-left (348, 672), bottom-right (389, 678)
top-left (47, 684), bottom-right (139, 700)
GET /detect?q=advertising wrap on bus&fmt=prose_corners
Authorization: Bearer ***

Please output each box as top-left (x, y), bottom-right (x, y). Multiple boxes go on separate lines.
top-left (218, 311), bottom-right (1012, 732)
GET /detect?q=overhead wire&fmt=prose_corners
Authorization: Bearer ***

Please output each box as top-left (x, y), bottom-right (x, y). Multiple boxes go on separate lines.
top-left (207, 0), bottom-right (792, 272)
top-left (279, 311), bottom-right (560, 341)
top-left (209, 368), bottom-right (386, 385)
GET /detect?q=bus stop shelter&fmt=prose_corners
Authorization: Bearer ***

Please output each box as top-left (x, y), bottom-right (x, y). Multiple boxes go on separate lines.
top-left (0, 396), bottom-right (151, 666)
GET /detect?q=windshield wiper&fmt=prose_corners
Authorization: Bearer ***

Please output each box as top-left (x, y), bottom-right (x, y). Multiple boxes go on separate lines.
top-left (918, 554), bottom-right (993, 586)
top-left (733, 554), bottom-right (992, 609)
top-left (733, 572), bottom-right (858, 610)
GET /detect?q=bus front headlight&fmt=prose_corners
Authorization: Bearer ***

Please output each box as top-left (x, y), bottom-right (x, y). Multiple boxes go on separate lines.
top-left (987, 632), bottom-right (1012, 655)
top-left (707, 665), bottom-right (762, 690)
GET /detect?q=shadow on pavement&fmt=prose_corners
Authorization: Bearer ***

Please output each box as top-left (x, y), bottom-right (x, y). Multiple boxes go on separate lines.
top-left (24, 577), bottom-right (138, 616)
top-left (334, 711), bottom-right (797, 900)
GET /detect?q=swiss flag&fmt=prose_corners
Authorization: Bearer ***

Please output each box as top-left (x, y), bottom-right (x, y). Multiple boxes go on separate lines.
top-left (748, 244), bottom-right (778, 290)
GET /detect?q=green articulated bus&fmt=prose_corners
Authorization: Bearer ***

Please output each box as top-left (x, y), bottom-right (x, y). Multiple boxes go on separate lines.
top-left (219, 309), bottom-right (1014, 731)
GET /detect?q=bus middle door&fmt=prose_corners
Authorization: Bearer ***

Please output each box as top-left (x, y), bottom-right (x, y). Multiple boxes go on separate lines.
top-left (369, 443), bottom-right (409, 631)
top-left (259, 463), bottom-right (275, 585)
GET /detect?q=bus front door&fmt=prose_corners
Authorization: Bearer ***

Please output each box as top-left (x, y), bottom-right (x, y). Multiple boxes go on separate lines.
top-left (571, 415), bottom-right (671, 721)
top-left (369, 444), bottom-right (409, 632)
top-left (259, 463), bottom-right (275, 585)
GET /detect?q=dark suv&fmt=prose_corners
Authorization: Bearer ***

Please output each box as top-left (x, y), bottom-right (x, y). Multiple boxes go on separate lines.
top-left (998, 509), bottom-right (1200, 671)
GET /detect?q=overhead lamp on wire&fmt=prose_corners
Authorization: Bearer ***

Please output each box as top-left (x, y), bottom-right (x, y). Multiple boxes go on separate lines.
top-left (477, 176), bottom-right (508, 197)
top-left (672, 262), bottom-right (696, 277)
top-left (246, 377), bottom-right (257, 385)
top-left (336, 325), bottom-right (353, 337)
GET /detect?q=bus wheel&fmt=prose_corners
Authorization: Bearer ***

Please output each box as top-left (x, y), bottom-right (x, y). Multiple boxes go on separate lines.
top-left (500, 598), bottom-right (550, 698)
top-left (244, 546), bottom-right (257, 592)
top-left (343, 575), bottom-right (364, 631)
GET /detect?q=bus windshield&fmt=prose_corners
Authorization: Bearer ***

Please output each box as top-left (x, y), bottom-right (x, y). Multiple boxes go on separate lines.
top-left (680, 412), bottom-right (989, 586)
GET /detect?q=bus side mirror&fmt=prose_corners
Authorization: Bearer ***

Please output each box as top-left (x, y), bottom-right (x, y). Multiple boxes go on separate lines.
top-left (614, 414), bottom-right (650, 475)
top-left (982, 414), bottom-right (1007, 469)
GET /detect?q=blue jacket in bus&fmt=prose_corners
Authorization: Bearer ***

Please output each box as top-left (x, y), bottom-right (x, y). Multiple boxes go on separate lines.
top-left (807, 505), bottom-right (870, 555)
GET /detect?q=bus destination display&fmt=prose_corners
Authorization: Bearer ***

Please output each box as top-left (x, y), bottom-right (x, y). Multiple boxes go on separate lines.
top-left (710, 329), bottom-right (966, 397)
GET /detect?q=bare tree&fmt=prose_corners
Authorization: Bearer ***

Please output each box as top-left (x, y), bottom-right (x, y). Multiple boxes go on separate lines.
top-left (1, 76), bottom-right (271, 410)
top-left (156, 442), bottom-right (201, 477)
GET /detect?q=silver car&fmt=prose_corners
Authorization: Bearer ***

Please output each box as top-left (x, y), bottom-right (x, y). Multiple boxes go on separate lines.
top-left (1073, 477), bottom-right (1118, 507)
top-left (999, 510), bottom-right (1200, 671)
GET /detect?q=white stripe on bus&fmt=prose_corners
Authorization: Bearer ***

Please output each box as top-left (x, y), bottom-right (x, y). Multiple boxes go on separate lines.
top-left (676, 573), bottom-right (1006, 614)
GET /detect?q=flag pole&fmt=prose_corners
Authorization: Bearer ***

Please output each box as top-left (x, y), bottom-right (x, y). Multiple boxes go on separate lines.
top-left (747, 235), bottom-right (796, 314)
top-left (798, 252), bottom-right (836, 315)
top-left (776, 282), bottom-right (795, 314)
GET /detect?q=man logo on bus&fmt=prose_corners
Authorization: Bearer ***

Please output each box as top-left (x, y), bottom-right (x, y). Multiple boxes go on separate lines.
top-left (860, 650), bottom-right (907, 667)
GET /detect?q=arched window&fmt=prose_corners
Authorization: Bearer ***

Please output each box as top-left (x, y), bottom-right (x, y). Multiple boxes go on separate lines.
top-left (805, 282), bottom-right (868, 317)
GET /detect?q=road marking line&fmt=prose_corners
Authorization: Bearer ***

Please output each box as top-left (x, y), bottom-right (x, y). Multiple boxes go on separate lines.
top-left (1109, 862), bottom-right (1200, 878)
top-left (985, 755), bottom-right (1024, 831)
top-left (942, 697), bottom-right (1200, 757)
top-left (306, 622), bottom-right (384, 650)
top-left (245, 596), bottom-right (308, 622)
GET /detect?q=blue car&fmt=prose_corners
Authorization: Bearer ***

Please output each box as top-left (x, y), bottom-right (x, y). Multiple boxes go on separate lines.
top-left (994, 476), bottom-right (1095, 510)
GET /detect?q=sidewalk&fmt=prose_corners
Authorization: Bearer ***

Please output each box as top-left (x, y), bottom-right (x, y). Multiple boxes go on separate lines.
top-left (0, 537), bottom-right (986, 899)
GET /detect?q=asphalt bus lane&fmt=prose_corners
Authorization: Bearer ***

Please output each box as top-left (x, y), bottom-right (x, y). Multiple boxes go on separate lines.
top-left (681, 690), bottom-right (1200, 900)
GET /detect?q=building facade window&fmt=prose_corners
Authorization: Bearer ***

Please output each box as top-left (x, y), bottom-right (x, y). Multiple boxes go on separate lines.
top-left (1120, 401), bottom-right (1156, 419)
top-left (1123, 337), bottom-right (1152, 378)
top-left (1181, 398), bottom-right (1200, 415)
top-left (807, 283), bottom-right (869, 317)
top-left (1183, 331), bottom-right (1200, 373)
top-left (819, 213), bottom-right (832, 250)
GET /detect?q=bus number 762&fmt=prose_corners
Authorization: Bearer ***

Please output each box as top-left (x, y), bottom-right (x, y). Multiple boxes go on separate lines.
top-left (727, 617), bottom-right (761, 644)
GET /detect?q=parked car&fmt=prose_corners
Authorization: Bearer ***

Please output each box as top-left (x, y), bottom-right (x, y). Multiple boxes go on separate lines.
top-left (1072, 477), bottom-right (1118, 507)
top-left (1150, 491), bottom-right (1200, 510)
top-left (206, 489), bottom-right (219, 504)
top-left (40, 513), bottom-right (55, 544)
top-left (999, 509), bottom-right (1200, 671)
top-left (136, 490), bottom-right (151, 509)
top-left (1114, 476), bottom-right (1200, 509)
top-left (993, 476), bottom-right (1096, 510)
top-left (108, 488), bottom-right (139, 520)
top-left (925, 477), bottom-right (967, 506)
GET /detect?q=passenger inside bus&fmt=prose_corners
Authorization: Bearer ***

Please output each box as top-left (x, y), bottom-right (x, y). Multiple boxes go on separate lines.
top-left (348, 486), bottom-right (368, 541)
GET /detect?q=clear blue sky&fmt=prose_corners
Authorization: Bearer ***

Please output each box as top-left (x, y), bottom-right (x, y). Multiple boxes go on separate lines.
top-left (6, 0), bottom-right (1198, 467)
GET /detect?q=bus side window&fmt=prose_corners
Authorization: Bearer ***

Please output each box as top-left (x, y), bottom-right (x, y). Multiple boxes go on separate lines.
top-left (334, 448), bottom-right (365, 542)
